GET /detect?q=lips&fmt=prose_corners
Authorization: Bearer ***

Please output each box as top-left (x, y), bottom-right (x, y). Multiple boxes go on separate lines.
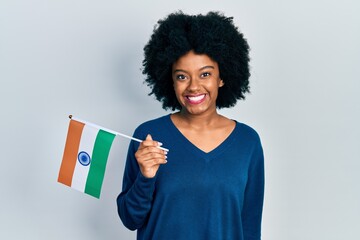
top-left (186, 94), bottom-right (206, 104)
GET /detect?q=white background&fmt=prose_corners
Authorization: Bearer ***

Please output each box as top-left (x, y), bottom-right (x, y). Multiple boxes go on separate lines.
top-left (1, 0), bottom-right (359, 239)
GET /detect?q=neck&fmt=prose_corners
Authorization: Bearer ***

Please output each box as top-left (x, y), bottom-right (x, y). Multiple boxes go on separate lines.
top-left (176, 108), bottom-right (221, 129)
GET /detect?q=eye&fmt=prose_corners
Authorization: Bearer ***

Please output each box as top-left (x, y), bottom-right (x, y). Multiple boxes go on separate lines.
top-left (201, 72), bottom-right (211, 78)
top-left (175, 74), bottom-right (187, 80)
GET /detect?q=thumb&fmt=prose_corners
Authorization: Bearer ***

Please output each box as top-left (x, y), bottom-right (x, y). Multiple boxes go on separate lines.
top-left (146, 134), bottom-right (153, 140)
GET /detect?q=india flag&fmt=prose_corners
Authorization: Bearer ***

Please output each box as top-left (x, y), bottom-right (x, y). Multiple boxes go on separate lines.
top-left (58, 118), bottom-right (116, 198)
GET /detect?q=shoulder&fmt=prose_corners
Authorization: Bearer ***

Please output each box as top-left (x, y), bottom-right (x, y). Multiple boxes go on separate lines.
top-left (133, 114), bottom-right (170, 138)
top-left (233, 122), bottom-right (264, 160)
top-left (234, 121), bottom-right (262, 144)
top-left (135, 114), bottom-right (169, 131)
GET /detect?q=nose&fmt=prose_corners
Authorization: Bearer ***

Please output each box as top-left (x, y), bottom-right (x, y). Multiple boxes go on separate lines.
top-left (187, 77), bottom-right (200, 92)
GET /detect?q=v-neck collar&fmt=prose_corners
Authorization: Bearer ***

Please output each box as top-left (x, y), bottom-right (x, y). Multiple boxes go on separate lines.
top-left (165, 114), bottom-right (239, 160)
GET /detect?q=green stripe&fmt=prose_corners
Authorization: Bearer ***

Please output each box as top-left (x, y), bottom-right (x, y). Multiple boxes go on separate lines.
top-left (85, 129), bottom-right (115, 198)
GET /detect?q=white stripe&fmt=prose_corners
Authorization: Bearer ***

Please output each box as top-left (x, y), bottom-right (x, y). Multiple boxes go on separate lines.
top-left (71, 124), bottom-right (99, 192)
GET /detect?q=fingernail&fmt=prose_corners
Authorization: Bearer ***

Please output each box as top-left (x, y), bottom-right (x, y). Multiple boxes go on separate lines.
top-left (158, 142), bottom-right (163, 146)
top-left (164, 160), bottom-right (168, 163)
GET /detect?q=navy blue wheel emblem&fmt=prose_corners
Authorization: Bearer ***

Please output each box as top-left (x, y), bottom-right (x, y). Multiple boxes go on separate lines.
top-left (78, 151), bottom-right (91, 166)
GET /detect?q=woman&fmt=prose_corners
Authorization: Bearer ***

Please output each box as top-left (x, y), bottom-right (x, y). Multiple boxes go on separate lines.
top-left (117, 11), bottom-right (264, 240)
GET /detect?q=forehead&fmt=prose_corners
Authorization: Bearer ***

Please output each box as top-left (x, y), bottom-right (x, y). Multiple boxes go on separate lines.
top-left (172, 50), bottom-right (218, 71)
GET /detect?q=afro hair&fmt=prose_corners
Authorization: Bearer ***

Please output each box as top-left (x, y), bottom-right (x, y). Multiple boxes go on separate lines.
top-left (142, 11), bottom-right (251, 111)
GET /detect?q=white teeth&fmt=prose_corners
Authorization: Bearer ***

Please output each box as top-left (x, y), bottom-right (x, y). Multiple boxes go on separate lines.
top-left (188, 94), bottom-right (205, 102)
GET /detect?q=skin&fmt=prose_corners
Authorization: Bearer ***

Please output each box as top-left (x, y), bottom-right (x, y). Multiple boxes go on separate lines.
top-left (135, 134), bottom-right (167, 178)
top-left (136, 50), bottom-right (235, 178)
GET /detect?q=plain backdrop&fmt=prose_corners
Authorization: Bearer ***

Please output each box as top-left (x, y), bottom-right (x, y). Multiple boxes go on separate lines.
top-left (1, 0), bottom-right (359, 239)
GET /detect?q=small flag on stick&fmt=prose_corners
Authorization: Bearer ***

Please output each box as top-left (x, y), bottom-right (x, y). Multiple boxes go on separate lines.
top-left (58, 116), bottom-right (116, 198)
top-left (58, 115), bottom-right (169, 199)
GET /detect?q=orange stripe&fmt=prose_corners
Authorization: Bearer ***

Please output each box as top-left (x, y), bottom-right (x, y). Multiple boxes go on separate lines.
top-left (58, 120), bottom-right (85, 186)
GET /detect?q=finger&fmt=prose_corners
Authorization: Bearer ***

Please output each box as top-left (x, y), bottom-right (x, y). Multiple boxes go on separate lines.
top-left (140, 146), bottom-right (166, 155)
top-left (135, 145), bottom-right (166, 156)
top-left (145, 134), bottom-right (164, 147)
top-left (141, 157), bottom-right (168, 167)
top-left (152, 157), bottom-right (168, 165)
top-left (136, 151), bottom-right (167, 162)
top-left (137, 134), bottom-right (161, 149)
top-left (137, 157), bottom-right (167, 175)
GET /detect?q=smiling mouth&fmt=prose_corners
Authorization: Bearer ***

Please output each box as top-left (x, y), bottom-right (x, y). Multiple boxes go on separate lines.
top-left (186, 94), bottom-right (206, 104)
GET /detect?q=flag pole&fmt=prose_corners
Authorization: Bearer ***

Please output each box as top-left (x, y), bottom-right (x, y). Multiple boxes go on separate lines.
top-left (68, 115), bottom-right (169, 152)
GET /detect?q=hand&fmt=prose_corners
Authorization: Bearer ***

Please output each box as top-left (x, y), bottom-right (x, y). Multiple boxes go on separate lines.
top-left (135, 134), bottom-right (167, 178)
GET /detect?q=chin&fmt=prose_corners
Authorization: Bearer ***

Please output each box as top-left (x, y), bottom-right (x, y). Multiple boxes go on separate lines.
top-left (181, 105), bottom-right (213, 115)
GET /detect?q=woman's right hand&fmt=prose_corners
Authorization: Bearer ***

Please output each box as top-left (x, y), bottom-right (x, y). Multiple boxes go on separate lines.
top-left (135, 134), bottom-right (167, 178)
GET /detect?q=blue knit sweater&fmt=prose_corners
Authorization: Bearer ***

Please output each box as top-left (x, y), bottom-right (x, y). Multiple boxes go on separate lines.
top-left (117, 114), bottom-right (264, 240)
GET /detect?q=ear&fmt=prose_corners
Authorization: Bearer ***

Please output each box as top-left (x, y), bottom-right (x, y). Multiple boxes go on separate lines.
top-left (219, 79), bottom-right (224, 87)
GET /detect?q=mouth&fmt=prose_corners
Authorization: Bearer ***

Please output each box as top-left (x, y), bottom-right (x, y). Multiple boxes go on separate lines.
top-left (186, 94), bottom-right (206, 104)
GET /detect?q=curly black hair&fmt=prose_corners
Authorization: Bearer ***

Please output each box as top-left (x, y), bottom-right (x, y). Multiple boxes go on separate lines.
top-left (142, 11), bottom-right (250, 111)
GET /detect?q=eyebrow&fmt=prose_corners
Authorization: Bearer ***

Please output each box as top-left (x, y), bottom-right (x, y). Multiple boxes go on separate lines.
top-left (173, 65), bottom-right (215, 73)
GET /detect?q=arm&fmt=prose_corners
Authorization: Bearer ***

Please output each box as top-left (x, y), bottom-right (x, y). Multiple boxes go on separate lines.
top-left (242, 140), bottom-right (265, 240)
top-left (117, 134), bottom-right (167, 230)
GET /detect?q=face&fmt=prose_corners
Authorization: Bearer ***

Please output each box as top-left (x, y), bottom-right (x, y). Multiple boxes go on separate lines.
top-left (172, 50), bottom-right (224, 116)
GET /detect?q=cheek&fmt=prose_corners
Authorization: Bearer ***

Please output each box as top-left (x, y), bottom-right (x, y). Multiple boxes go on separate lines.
top-left (173, 82), bottom-right (185, 94)
top-left (172, 84), bottom-right (183, 100)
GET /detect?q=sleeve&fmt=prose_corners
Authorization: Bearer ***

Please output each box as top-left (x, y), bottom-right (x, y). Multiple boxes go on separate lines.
top-left (116, 129), bottom-right (157, 231)
top-left (242, 137), bottom-right (265, 240)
